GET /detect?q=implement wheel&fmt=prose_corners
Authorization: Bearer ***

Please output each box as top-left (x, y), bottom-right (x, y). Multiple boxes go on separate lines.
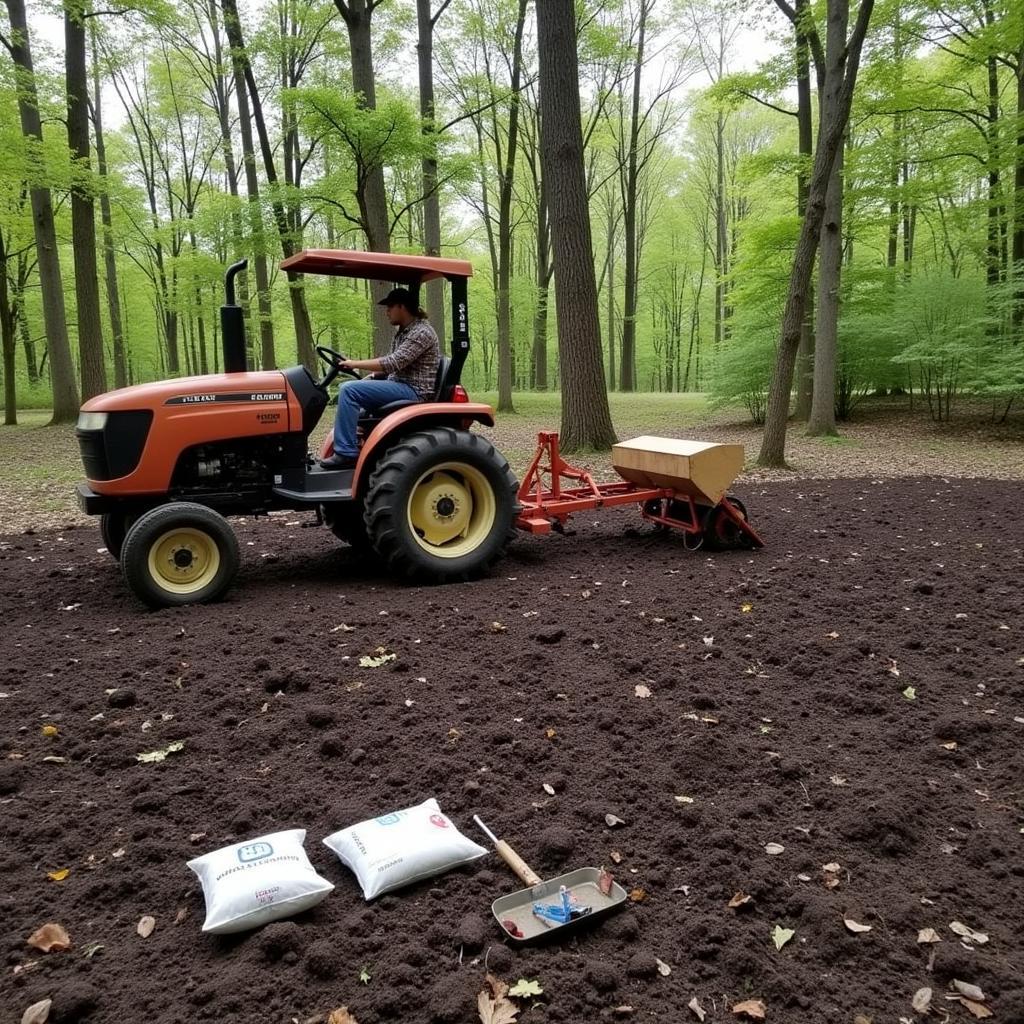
top-left (364, 427), bottom-right (517, 582)
top-left (121, 503), bottom-right (240, 608)
top-left (100, 512), bottom-right (135, 562)
top-left (322, 504), bottom-right (369, 549)
top-left (703, 496), bottom-right (751, 552)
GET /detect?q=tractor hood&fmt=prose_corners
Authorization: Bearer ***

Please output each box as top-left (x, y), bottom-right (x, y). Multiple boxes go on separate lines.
top-left (79, 371), bottom-right (289, 414)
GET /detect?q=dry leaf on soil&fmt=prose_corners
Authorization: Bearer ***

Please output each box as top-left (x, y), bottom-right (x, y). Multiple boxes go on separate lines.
top-left (688, 996), bottom-right (707, 1022)
top-left (949, 921), bottom-right (989, 945)
top-left (952, 981), bottom-right (986, 1003)
top-left (136, 915), bottom-right (156, 938)
top-left (598, 869), bottom-right (614, 896)
top-left (764, 842), bottom-right (785, 856)
top-left (912, 988), bottom-right (932, 1013)
top-left (628, 888), bottom-right (647, 903)
top-left (917, 928), bottom-right (942, 944)
top-left (605, 813), bottom-right (625, 827)
top-left (20, 999), bottom-right (52, 1024)
top-left (732, 999), bottom-right (766, 1020)
top-left (728, 891), bottom-right (753, 909)
top-left (46, 869), bottom-right (69, 882)
top-left (655, 958), bottom-right (671, 976)
top-left (844, 918), bottom-right (873, 934)
top-left (478, 973), bottom-right (518, 1024)
top-left (952, 997), bottom-right (993, 1019)
top-left (634, 684), bottom-right (652, 699)
top-left (507, 979), bottom-right (543, 998)
top-left (610, 850), bottom-right (622, 864)
top-left (328, 1009), bottom-right (360, 1024)
top-left (542, 783), bottom-right (555, 796)
top-left (771, 925), bottom-right (795, 950)
top-left (26, 924), bottom-right (71, 953)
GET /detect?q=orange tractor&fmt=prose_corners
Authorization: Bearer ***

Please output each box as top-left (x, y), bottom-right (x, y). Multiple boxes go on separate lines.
top-left (76, 251), bottom-right (761, 608)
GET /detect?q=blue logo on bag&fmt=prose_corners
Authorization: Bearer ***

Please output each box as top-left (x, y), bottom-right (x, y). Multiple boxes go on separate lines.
top-left (238, 841), bottom-right (273, 863)
top-left (375, 813), bottom-right (401, 826)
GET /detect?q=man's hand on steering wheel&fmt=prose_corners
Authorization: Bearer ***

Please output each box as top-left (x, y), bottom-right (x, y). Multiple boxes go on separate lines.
top-left (315, 345), bottom-right (361, 389)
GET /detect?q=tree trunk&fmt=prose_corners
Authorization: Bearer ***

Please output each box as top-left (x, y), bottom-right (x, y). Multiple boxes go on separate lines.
top-left (336, 0), bottom-right (392, 355)
top-left (5, 0), bottom-right (80, 422)
top-left (533, 181), bottom-right (552, 390)
top-left (91, 19), bottom-right (126, 389)
top-left (537, 0), bottom-right (616, 450)
top-left (65, 0), bottom-right (106, 400)
top-left (758, 0), bottom-right (874, 467)
top-left (1013, 59), bottom-right (1024, 341)
top-left (0, 231), bottom-right (16, 424)
top-left (495, 0), bottom-right (528, 412)
top-left (793, 0), bottom-right (816, 419)
top-left (417, 0), bottom-right (446, 351)
top-left (807, 143), bottom-right (843, 436)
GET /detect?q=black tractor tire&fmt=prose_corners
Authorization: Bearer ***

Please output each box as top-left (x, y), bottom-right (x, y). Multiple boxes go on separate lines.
top-left (322, 503), bottom-right (370, 549)
top-left (364, 427), bottom-right (517, 583)
top-left (100, 512), bottom-right (134, 561)
top-left (703, 496), bottom-right (750, 552)
top-left (121, 503), bottom-right (240, 608)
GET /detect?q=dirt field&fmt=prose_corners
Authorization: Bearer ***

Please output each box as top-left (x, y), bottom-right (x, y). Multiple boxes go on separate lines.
top-left (2, 475), bottom-right (1023, 1023)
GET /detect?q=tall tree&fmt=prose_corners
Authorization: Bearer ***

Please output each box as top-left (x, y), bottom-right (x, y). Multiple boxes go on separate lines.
top-left (537, 0), bottom-right (615, 450)
top-left (65, 0), bottom-right (107, 399)
top-left (334, 0), bottom-right (392, 354)
top-left (2, 0), bottom-right (80, 421)
top-left (757, 0), bottom-right (874, 467)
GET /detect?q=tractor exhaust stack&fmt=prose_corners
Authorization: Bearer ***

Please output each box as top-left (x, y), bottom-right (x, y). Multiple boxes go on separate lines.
top-left (221, 259), bottom-right (249, 373)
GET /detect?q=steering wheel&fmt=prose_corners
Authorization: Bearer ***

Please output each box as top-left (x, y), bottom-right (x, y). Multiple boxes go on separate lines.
top-left (316, 345), bottom-right (361, 389)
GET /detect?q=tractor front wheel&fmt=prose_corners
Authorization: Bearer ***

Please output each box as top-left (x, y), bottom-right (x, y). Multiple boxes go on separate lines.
top-left (121, 503), bottom-right (240, 608)
top-left (364, 428), bottom-right (517, 583)
top-left (100, 512), bottom-right (135, 561)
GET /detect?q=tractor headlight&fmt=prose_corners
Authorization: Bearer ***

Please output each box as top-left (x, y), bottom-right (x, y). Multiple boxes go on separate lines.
top-left (76, 411), bottom-right (108, 431)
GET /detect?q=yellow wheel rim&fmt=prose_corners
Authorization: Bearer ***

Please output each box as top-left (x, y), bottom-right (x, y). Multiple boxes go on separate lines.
top-left (147, 527), bottom-right (221, 595)
top-left (407, 462), bottom-right (496, 559)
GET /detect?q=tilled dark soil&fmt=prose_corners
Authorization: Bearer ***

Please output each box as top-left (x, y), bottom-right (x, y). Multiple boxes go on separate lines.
top-left (1, 476), bottom-right (1022, 1024)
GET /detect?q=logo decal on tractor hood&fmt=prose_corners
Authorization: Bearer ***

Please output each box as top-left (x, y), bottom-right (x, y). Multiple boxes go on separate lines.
top-left (165, 392), bottom-right (285, 405)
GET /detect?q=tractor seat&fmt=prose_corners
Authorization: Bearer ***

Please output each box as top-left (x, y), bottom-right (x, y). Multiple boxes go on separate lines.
top-left (361, 355), bottom-right (452, 419)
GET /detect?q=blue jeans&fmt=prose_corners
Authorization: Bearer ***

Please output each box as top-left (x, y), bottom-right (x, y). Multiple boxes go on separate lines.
top-left (333, 378), bottom-right (420, 457)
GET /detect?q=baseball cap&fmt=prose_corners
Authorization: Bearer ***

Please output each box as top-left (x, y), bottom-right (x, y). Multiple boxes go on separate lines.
top-left (378, 287), bottom-right (414, 308)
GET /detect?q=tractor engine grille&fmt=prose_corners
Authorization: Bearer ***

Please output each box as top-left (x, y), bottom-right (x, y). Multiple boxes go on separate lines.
top-left (76, 411), bottom-right (154, 481)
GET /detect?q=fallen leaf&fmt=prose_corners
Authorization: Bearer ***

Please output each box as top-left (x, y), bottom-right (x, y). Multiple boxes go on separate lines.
top-left (136, 915), bottom-right (156, 938)
top-left (844, 918), bottom-right (872, 934)
top-left (949, 921), bottom-right (989, 945)
top-left (490, 622), bottom-right (507, 633)
top-left (605, 813), bottom-right (625, 827)
top-left (508, 979), bottom-right (543, 998)
top-left (829, 774), bottom-right (848, 786)
top-left (902, 686), bottom-right (916, 700)
top-left (544, 727), bottom-right (556, 740)
top-left (771, 925), bottom-right (795, 950)
top-left (853, 1017), bottom-right (872, 1024)
top-left (135, 740), bottom-right (185, 764)
top-left (655, 957), bottom-right (671, 976)
top-left (46, 869), bottom-right (69, 883)
top-left (940, 741), bottom-right (958, 751)
top-left (912, 988), bottom-right (932, 1013)
top-left (329, 623), bottom-right (356, 633)
top-left (822, 862), bottom-right (841, 873)
top-left (542, 783), bottom-right (555, 796)
top-left (634, 684), bottom-right (652, 699)
top-left (952, 981), bottom-right (986, 1003)
top-left (358, 649), bottom-right (396, 668)
top-left (732, 999), bottom-right (766, 1020)
top-left (628, 888), bottom-right (647, 903)
top-left (111, 847), bottom-right (125, 859)
top-left (41, 725), bottom-right (59, 738)
top-left (953, 997), bottom-right (993, 1019)
top-left (41, 756), bottom-right (66, 764)
top-left (741, 603), bottom-right (752, 613)
top-left (80, 941), bottom-right (103, 959)
top-left (728, 892), bottom-right (753, 909)
top-left (610, 850), bottom-right (622, 864)
top-left (327, 1009), bottom-right (360, 1024)
top-left (20, 998), bottom-right (52, 1024)
top-left (688, 996), bottom-right (707, 1021)
top-left (359, 966), bottom-right (372, 985)
top-left (26, 923), bottom-right (71, 954)
top-left (764, 842), bottom-right (785, 856)
top-left (173, 908), bottom-right (188, 926)
top-left (917, 928), bottom-right (942, 944)
top-left (478, 972), bottom-right (518, 1024)
top-left (598, 869), bottom-right (613, 896)
top-left (825, 630), bottom-right (840, 638)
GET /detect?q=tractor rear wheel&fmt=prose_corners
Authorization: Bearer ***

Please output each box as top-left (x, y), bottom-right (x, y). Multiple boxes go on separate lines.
top-left (703, 496), bottom-right (750, 551)
top-left (364, 427), bottom-right (517, 582)
top-left (121, 503), bottom-right (240, 608)
top-left (100, 512), bottom-right (134, 561)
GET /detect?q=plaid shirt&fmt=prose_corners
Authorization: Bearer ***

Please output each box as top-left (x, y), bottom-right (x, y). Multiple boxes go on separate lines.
top-left (379, 319), bottom-right (440, 398)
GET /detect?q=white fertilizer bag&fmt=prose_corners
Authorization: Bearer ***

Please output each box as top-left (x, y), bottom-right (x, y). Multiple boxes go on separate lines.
top-left (187, 829), bottom-right (334, 934)
top-left (323, 798), bottom-right (486, 900)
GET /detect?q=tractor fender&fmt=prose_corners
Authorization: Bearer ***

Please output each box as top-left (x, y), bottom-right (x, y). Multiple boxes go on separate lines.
top-left (319, 402), bottom-right (496, 496)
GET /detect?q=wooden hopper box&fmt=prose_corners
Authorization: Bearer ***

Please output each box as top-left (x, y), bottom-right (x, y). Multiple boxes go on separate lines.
top-left (611, 436), bottom-right (745, 506)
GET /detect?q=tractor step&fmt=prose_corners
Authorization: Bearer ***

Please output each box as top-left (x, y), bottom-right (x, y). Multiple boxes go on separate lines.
top-left (273, 466), bottom-right (354, 504)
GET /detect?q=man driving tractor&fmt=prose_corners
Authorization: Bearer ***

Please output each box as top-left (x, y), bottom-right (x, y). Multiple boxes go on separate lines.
top-left (320, 287), bottom-right (440, 469)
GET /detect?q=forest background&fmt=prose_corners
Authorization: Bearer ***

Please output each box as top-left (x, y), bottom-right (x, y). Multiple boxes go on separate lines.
top-left (1, 0), bottom-right (1022, 464)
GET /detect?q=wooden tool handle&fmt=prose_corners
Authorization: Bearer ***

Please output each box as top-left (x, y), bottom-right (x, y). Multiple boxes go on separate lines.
top-left (495, 839), bottom-right (542, 887)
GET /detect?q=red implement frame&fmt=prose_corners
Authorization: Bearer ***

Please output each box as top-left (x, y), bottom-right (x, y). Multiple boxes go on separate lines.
top-left (514, 432), bottom-right (764, 548)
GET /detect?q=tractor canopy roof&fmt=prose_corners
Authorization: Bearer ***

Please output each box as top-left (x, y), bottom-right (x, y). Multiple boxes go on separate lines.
top-left (280, 249), bottom-right (473, 283)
